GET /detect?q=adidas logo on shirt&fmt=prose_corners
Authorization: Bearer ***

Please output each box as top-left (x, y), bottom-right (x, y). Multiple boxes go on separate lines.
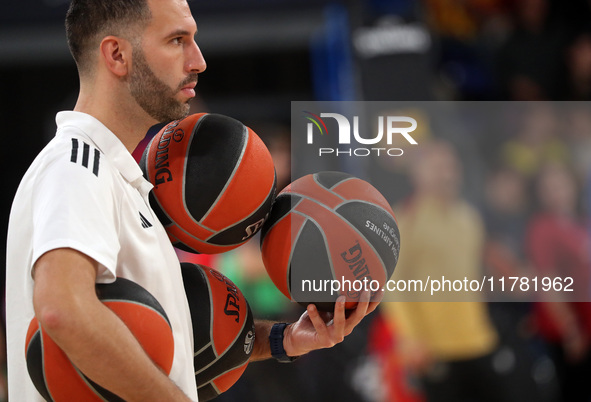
top-left (139, 212), bottom-right (153, 228)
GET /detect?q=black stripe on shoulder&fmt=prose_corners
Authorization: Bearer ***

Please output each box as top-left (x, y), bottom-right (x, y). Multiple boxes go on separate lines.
top-left (69, 139), bottom-right (101, 177)
top-left (82, 142), bottom-right (90, 168)
top-left (70, 138), bottom-right (79, 163)
top-left (93, 148), bottom-right (100, 177)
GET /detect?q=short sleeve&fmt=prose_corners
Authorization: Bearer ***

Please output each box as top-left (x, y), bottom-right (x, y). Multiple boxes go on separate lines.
top-left (31, 141), bottom-right (119, 282)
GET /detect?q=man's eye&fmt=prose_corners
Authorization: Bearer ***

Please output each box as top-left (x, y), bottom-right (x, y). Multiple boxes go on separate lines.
top-left (172, 37), bottom-right (183, 45)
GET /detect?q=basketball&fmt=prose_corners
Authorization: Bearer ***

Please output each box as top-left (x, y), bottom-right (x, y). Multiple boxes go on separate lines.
top-left (140, 113), bottom-right (276, 254)
top-left (181, 263), bottom-right (255, 401)
top-left (260, 171), bottom-right (400, 311)
top-left (24, 278), bottom-right (174, 401)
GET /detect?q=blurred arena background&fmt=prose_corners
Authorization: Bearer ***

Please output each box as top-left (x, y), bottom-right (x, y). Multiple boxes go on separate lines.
top-left (2, 0), bottom-right (591, 401)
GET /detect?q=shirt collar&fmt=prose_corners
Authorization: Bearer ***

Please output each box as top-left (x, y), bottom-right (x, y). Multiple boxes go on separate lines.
top-left (55, 111), bottom-right (154, 194)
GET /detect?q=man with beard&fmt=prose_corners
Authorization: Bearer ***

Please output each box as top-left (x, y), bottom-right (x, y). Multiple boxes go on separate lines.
top-left (4, 1), bottom-right (377, 400)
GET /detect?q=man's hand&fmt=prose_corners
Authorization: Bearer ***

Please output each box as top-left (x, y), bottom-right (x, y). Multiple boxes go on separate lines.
top-left (250, 292), bottom-right (378, 361)
top-left (283, 292), bottom-right (379, 357)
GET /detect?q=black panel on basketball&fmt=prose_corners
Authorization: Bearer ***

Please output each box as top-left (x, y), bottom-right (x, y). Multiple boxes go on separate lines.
top-left (148, 192), bottom-right (173, 227)
top-left (290, 219), bottom-right (334, 308)
top-left (207, 175), bottom-right (277, 245)
top-left (195, 304), bottom-right (252, 384)
top-left (173, 238), bottom-right (201, 254)
top-left (25, 331), bottom-right (51, 402)
top-left (195, 346), bottom-right (217, 371)
top-left (180, 263), bottom-right (212, 352)
top-left (83, 375), bottom-right (124, 402)
top-left (198, 383), bottom-right (218, 401)
top-left (184, 114), bottom-right (247, 222)
top-left (314, 171), bottom-right (353, 189)
top-left (335, 202), bottom-right (400, 278)
top-left (95, 278), bottom-right (170, 325)
top-left (259, 193), bottom-right (301, 241)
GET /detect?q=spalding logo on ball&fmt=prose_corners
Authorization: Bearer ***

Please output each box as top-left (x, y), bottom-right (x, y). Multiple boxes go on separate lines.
top-left (260, 171), bottom-right (400, 311)
top-left (181, 263), bottom-right (255, 401)
top-left (140, 113), bottom-right (276, 254)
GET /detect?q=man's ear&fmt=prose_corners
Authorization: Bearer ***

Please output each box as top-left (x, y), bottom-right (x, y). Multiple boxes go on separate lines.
top-left (100, 36), bottom-right (132, 77)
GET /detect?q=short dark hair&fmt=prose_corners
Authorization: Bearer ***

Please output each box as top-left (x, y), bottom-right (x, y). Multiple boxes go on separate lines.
top-left (65, 0), bottom-right (152, 72)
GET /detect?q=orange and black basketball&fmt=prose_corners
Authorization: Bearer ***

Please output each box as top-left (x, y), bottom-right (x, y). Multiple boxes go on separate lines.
top-left (260, 171), bottom-right (400, 311)
top-left (25, 278), bottom-right (174, 401)
top-left (181, 263), bottom-right (255, 401)
top-left (140, 113), bottom-right (276, 254)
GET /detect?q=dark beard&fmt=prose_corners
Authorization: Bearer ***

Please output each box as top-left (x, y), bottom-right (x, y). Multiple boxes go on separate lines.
top-left (129, 46), bottom-right (197, 122)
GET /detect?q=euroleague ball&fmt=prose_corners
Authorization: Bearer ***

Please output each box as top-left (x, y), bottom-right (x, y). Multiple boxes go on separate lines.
top-left (140, 113), bottom-right (276, 254)
top-left (25, 278), bottom-right (174, 401)
top-left (181, 263), bottom-right (255, 401)
top-left (260, 171), bottom-right (400, 311)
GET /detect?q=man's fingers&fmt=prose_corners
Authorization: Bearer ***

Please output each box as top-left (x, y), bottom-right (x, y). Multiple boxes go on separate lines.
top-left (287, 292), bottom-right (382, 356)
top-left (345, 291), bottom-right (371, 333)
top-left (317, 311), bottom-right (334, 324)
top-left (331, 296), bottom-right (347, 343)
top-left (307, 303), bottom-right (330, 340)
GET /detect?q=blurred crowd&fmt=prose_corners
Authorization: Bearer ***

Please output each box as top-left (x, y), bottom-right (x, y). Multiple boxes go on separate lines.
top-left (207, 102), bottom-right (591, 402)
top-left (4, 0), bottom-right (591, 401)
top-left (203, 0), bottom-right (591, 398)
top-left (426, 0), bottom-right (591, 101)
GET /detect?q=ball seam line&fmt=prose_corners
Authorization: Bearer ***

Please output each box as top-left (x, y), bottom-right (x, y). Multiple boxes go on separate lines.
top-left (181, 114), bottom-right (207, 226)
top-left (198, 122), bottom-right (249, 224)
top-left (288, 210), bottom-right (338, 298)
top-left (100, 299), bottom-right (172, 328)
top-left (285, 209), bottom-right (309, 297)
top-left (195, 299), bottom-right (250, 376)
top-left (204, 173), bottom-right (276, 241)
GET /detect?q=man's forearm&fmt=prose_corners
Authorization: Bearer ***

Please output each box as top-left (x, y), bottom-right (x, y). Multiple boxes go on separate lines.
top-left (40, 300), bottom-right (190, 401)
top-left (33, 249), bottom-right (191, 402)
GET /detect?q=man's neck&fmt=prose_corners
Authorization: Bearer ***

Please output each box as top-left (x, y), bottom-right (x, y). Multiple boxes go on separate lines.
top-left (74, 88), bottom-right (157, 154)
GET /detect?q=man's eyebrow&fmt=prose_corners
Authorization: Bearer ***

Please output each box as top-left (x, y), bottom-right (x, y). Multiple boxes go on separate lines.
top-left (165, 29), bottom-right (197, 39)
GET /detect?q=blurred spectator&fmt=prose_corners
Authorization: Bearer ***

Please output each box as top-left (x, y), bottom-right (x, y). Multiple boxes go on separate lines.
top-left (565, 32), bottom-right (591, 100)
top-left (482, 166), bottom-right (559, 400)
top-left (526, 162), bottom-right (591, 402)
top-left (251, 122), bottom-right (292, 192)
top-left (561, 104), bottom-right (591, 183)
top-left (366, 313), bottom-right (424, 402)
top-left (496, 0), bottom-right (567, 100)
top-left (423, 0), bottom-right (511, 99)
top-left (382, 140), bottom-right (530, 402)
top-left (483, 167), bottom-right (530, 279)
top-left (500, 104), bottom-right (569, 178)
top-left (424, 0), bottom-right (512, 46)
top-left (423, 0), bottom-right (479, 41)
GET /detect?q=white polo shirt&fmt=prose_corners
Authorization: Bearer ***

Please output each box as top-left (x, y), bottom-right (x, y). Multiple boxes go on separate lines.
top-left (5, 111), bottom-right (198, 401)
